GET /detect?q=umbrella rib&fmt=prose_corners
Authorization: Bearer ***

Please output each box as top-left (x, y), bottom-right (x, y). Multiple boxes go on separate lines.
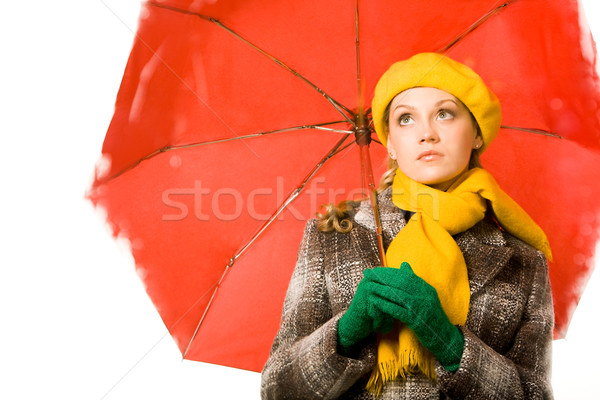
top-left (173, 121), bottom-right (353, 151)
top-left (437, 0), bottom-right (516, 53)
top-left (228, 133), bottom-right (354, 266)
top-left (145, 1), bottom-right (356, 128)
top-left (501, 125), bottom-right (563, 139)
top-left (182, 268), bottom-right (228, 359)
top-left (182, 133), bottom-right (354, 355)
top-left (330, 139), bottom-right (357, 158)
top-left (91, 121), bottom-right (351, 187)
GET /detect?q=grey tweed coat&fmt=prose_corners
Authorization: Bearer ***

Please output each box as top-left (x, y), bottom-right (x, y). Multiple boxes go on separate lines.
top-left (261, 187), bottom-right (554, 399)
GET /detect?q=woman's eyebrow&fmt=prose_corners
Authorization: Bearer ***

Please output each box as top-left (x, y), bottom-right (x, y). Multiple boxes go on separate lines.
top-left (435, 99), bottom-right (458, 107)
top-left (392, 98), bottom-right (458, 112)
top-left (392, 103), bottom-right (415, 112)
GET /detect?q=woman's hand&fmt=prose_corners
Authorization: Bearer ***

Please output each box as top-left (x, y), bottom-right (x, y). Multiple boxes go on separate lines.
top-left (367, 262), bottom-right (464, 370)
top-left (337, 270), bottom-right (396, 350)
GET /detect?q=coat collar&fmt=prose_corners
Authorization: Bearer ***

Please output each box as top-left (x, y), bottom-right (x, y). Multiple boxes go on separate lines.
top-left (354, 186), bottom-right (513, 295)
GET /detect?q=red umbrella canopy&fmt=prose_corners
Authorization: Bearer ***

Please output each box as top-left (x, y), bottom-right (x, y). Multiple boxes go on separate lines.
top-left (89, 0), bottom-right (600, 372)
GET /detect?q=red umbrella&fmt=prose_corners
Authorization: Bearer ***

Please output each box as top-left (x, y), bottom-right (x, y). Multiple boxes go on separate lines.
top-left (88, 0), bottom-right (600, 372)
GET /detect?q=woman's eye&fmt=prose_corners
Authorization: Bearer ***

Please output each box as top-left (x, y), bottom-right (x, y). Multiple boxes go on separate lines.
top-left (438, 110), bottom-right (453, 120)
top-left (399, 115), bottom-right (413, 125)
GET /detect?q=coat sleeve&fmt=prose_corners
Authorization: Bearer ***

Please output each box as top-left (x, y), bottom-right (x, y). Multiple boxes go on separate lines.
top-left (435, 247), bottom-right (554, 399)
top-left (260, 219), bottom-right (376, 399)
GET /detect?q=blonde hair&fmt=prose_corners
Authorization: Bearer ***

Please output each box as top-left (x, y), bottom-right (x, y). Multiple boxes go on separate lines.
top-left (316, 157), bottom-right (399, 233)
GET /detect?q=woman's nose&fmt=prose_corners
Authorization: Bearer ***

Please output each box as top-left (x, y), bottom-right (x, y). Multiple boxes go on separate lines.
top-left (419, 123), bottom-right (439, 143)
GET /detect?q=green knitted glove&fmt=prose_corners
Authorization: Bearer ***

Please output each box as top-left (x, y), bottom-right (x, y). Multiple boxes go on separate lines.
top-left (337, 271), bottom-right (396, 350)
top-left (366, 263), bottom-right (464, 371)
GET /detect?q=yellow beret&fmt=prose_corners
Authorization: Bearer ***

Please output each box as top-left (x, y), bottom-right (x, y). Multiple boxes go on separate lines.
top-left (372, 53), bottom-right (502, 153)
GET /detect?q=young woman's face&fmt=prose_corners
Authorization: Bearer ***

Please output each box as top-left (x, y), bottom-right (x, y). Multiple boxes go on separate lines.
top-left (387, 87), bottom-right (483, 191)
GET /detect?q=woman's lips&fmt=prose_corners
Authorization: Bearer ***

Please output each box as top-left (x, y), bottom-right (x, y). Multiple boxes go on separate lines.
top-left (418, 150), bottom-right (442, 161)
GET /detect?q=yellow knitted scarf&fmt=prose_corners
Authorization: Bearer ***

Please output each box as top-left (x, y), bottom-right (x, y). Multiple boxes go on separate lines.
top-left (366, 167), bottom-right (552, 394)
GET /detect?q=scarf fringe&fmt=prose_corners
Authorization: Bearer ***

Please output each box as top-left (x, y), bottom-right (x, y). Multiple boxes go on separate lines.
top-left (365, 350), bottom-right (436, 396)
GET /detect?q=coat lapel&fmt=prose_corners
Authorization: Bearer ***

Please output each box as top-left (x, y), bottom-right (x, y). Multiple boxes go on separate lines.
top-left (456, 225), bottom-right (513, 296)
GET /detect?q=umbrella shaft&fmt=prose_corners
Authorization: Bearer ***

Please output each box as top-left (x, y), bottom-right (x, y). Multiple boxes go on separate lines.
top-left (359, 143), bottom-right (387, 267)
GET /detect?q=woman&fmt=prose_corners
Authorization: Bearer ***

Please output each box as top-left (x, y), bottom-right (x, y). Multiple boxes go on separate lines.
top-left (261, 53), bottom-right (554, 399)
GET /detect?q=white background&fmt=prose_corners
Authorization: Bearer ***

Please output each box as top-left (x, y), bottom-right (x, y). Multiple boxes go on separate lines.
top-left (0, 1), bottom-right (598, 399)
